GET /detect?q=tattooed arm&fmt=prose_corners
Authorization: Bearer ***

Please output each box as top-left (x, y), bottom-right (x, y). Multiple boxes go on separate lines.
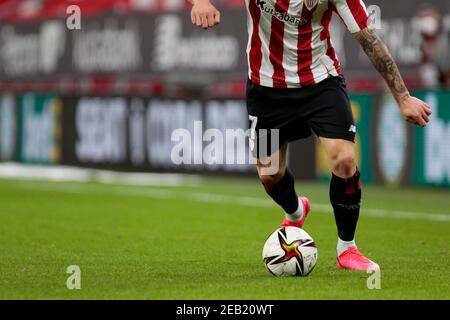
top-left (353, 28), bottom-right (432, 127)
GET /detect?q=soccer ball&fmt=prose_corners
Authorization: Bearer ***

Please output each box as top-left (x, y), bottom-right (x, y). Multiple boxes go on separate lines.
top-left (262, 227), bottom-right (318, 277)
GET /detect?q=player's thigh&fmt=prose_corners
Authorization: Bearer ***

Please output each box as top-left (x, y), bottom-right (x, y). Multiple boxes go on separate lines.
top-left (246, 80), bottom-right (310, 178)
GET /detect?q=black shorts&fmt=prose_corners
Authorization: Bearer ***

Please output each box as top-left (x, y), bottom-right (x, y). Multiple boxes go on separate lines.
top-left (246, 75), bottom-right (355, 157)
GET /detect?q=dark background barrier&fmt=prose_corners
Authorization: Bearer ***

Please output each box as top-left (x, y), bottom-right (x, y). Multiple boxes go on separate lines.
top-left (2, 91), bottom-right (450, 186)
top-left (61, 96), bottom-right (255, 174)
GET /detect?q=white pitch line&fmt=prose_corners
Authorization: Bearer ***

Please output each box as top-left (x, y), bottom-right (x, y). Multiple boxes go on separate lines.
top-left (0, 162), bottom-right (201, 187)
top-left (11, 182), bottom-right (450, 222)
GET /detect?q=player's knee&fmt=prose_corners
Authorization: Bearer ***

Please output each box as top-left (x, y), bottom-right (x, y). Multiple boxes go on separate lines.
top-left (331, 153), bottom-right (356, 178)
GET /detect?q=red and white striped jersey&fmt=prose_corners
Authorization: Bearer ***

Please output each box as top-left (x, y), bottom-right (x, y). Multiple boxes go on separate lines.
top-left (245, 0), bottom-right (369, 88)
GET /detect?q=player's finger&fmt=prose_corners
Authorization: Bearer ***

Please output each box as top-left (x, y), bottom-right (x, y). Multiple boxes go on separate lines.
top-left (416, 115), bottom-right (427, 127)
top-left (195, 15), bottom-right (202, 27)
top-left (201, 15), bottom-right (209, 28)
top-left (423, 104), bottom-right (432, 116)
top-left (191, 11), bottom-right (195, 24)
top-left (207, 13), bottom-right (215, 27)
top-left (214, 10), bottom-right (221, 24)
top-left (421, 112), bottom-right (430, 123)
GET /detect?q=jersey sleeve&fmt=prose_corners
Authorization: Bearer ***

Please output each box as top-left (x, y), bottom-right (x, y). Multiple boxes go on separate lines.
top-left (331, 0), bottom-right (369, 33)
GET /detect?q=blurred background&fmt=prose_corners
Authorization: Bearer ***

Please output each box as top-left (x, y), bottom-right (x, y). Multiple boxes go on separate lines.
top-left (0, 0), bottom-right (449, 187)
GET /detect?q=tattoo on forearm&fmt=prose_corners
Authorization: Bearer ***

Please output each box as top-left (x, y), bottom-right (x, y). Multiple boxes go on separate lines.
top-left (354, 28), bottom-right (409, 102)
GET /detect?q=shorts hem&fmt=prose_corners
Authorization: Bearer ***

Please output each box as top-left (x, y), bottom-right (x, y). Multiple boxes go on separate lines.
top-left (314, 132), bottom-right (355, 143)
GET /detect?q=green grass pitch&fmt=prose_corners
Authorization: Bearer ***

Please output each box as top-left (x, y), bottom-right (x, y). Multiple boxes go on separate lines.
top-left (0, 177), bottom-right (449, 299)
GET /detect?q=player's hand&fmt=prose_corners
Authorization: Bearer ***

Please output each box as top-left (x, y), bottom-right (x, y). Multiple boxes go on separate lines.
top-left (191, 0), bottom-right (220, 29)
top-left (398, 96), bottom-right (432, 127)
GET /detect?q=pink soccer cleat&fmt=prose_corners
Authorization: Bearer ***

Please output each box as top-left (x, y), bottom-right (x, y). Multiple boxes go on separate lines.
top-left (337, 247), bottom-right (380, 271)
top-left (280, 196), bottom-right (311, 229)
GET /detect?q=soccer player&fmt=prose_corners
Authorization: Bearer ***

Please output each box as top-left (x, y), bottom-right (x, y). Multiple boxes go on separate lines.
top-left (189, 0), bottom-right (432, 270)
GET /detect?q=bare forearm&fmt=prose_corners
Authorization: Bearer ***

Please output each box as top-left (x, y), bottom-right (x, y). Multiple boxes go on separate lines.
top-left (354, 28), bottom-right (409, 104)
top-left (353, 28), bottom-right (432, 127)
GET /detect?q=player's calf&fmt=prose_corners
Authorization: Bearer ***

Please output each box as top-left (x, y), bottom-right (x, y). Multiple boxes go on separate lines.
top-left (330, 169), bottom-right (361, 245)
top-left (259, 167), bottom-right (311, 228)
top-left (260, 168), bottom-right (298, 215)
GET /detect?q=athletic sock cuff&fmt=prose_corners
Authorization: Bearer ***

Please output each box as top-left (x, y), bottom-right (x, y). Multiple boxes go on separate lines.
top-left (331, 169), bottom-right (361, 195)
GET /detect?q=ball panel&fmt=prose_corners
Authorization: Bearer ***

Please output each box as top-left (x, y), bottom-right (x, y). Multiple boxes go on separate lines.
top-left (262, 227), bottom-right (318, 277)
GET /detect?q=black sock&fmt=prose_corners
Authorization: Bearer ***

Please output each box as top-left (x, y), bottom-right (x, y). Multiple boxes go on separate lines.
top-left (263, 168), bottom-right (299, 214)
top-left (329, 170), bottom-right (362, 241)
